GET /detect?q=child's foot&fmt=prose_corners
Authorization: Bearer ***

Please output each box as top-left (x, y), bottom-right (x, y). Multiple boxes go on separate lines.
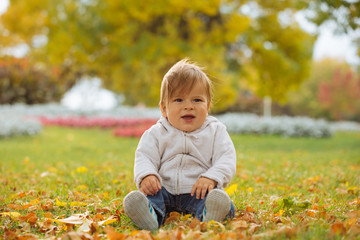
top-left (123, 191), bottom-right (158, 230)
top-left (203, 189), bottom-right (231, 222)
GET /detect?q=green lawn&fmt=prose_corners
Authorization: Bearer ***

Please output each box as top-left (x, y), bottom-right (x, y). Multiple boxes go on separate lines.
top-left (1, 127), bottom-right (359, 239)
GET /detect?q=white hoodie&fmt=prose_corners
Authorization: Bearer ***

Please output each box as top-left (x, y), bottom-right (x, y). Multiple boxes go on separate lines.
top-left (134, 116), bottom-right (236, 195)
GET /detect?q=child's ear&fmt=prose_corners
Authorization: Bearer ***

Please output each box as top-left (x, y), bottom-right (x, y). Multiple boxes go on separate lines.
top-left (160, 103), bottom-right (167, 118)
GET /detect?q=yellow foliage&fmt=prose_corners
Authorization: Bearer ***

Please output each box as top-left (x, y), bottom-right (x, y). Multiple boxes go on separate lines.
top-left (70, 201), bottom-right (87, 207)
top-left (76, 166), bottom-right (88, 173)
top-left (225, 184), bottom-right (238, 195)
top-left (0, 212), bottom-right (21, 218)
top-left (55, 198), bottom-right (67, 207)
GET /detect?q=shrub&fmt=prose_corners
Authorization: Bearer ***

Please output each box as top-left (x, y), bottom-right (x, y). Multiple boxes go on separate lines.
top-left (0, 57), bottom-right (76, 104)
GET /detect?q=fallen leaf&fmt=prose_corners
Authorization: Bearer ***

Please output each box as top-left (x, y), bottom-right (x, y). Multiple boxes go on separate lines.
top-left (207, 220), bottom-right (225, 232)
top-left (98, 216), bottom-right (117, 226)
top-left (77, 219), bottom-right (93, 233)
top-left (246, 206), bottom-right (255, 213)
top-left (330, 221), bottom-right (346, 235)
top-left (105, 226), bottom-right (127, 240)
top-left (49, 212), bottom-right (89, 225)
top-left (70, 201), bottom-right (87, 207)
top-left (189, 217), bottom-right (200, 229)
top-left (164, 212), bottom-right (181, 224)
top-left (55, 198), bottom-right (67, 207)
top-left (19, 213), bottom-right (37, 226)
top-left (0, 212), bottom-right (21, 218)
top-left (61, 231), bottom-right (93, 240)
top-left (253, 226), bottom-right (298, 239)
top-left (231, 220), bottom-right (248, 230)
top-left (225, 184), bottom-right (238, 195)
top-left (76, 166), bottom-right (88, 173)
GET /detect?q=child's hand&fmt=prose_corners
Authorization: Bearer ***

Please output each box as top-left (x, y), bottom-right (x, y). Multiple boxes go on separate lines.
top-left (140, 175), bottom-right (162, 196)
top-left (191, 177), bottom-right (217, 199)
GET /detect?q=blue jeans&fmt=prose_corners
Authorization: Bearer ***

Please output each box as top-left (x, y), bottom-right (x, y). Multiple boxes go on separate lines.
top-left (147, 187), bottom-right (235, 226)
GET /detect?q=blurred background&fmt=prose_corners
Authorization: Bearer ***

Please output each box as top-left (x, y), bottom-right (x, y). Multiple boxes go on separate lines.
top-left (0, 0), bottom-right (359, 122)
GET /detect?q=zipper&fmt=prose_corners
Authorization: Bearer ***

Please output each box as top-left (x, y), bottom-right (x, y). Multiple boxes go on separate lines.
top-left (176, 132), bottom-right (187, 194)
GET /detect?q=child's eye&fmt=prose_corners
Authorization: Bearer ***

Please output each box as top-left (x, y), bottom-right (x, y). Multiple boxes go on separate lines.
top-left (174, 98), bottom-right (183, 102)
top-left (194, 98), bottom-right (203, 102)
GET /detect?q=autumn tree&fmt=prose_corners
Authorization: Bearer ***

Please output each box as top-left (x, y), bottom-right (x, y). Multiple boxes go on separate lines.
top-left (305, 0), bottom-right (360, 59)
top-left (287, 58), bottom-right (360, 121)
top-left (318, 67), bottom-right (360, 121)
top-left (236, 0), bottom-right (315, 103)
top-left (0, 0), bottom-right (315, 111)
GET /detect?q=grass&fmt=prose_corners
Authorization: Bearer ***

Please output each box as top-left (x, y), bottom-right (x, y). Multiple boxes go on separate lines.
top-left (0, 127), bottom-right (359, 239)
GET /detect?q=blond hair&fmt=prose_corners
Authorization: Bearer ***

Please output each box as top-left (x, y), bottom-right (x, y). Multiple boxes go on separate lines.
top-left (160, 59), bottom-right (212, 107)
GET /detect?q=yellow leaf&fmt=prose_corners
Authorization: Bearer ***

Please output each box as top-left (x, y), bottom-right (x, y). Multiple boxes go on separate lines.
top-left (22, 156), bottom-right (30, 164)
top-left (275, 209), bottom-right (285, 217)
top-left (77, 185), bottom-right (88, 191)
top-left (29, 197), bottom-right (41, 205)
top-left (225, 184), bottom-right (238, 195)
top-left (76, 166), bottom-right (88, 173)
top-left (70, 201), bottom-right (87, 207)
top-left (55, 198), bottom-right (67, 207)
top-left (48, 167), bottom-right (58, 173)
top-left (98, 217), bottom-right (117, 226)
top-left (0, 212), bottom-right (21, 218)
top-left (208, 220), bottom-right (225, 232)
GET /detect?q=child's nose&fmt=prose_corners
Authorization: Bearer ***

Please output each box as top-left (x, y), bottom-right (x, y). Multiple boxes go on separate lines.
top-left (184, 100), bottom-right (194, 109)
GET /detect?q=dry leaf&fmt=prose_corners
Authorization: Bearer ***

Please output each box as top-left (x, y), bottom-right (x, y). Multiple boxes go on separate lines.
top-left (164, 212), bottom-right (181, 224)
top-left (50, 212), bottom-right (89, 225)
top-left (98, 216), bottom-right (117, 226)
top-left (61, 231), bottom-right (93, 240)
top-left (104, 226), bottom-right (126, 240)
top-left (189, 218), bottom-right (200, 229)
top-left (330, 221), bottom-right (346, 235)
top-left (0, 212), bottom-right (21, 218)
top-left (231, 220), bottom-right (248, 230)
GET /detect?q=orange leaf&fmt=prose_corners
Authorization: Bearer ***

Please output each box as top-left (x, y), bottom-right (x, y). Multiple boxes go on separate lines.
top-left (246, 206), bottom-right (255, 213)
top-left (164, 212), bottom-right (181, 224)
top-left (190, 217), bottom-right (200, 229)
top-left (307, 210), bottom-right (317, 217)
top-left (330, 221), bottom-right (346, 235)
top-left (20, 213), bottom-right (38, 226)
top-left (105, 226), bottom-right (127, 240)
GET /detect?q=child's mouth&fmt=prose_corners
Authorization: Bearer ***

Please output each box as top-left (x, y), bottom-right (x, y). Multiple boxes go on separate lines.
top-left (182, 115), bottom-right (195, 120)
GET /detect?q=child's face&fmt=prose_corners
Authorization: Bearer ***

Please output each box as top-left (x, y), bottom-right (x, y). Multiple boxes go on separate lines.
top-left (161, 83), bottom-right (210, 133)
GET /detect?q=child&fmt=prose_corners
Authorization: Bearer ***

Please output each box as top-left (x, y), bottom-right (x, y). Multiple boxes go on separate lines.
top-left (123, 59), bottom-right (236, 230)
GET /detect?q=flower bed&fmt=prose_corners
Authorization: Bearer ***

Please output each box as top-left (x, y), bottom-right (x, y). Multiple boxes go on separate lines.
top-left (216, 113), bottom-right (332, 138)
top-left (113, 124), bottom-right (155, 138)
top-left (0, 114), bottom-right (42, 138)
top-left (38, 116), bottom-right (157, 138)
top-left (1, 103), bottom-right (355, 138)
top-left (39, 116), bottom-right (157, 129)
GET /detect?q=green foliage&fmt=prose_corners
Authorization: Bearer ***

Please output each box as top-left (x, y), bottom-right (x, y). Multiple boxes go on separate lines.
top-left (305, 0), bottom-right (360, 59)
top-left (0, 0), bottom-right (316, 111)
top-left (238, 0), bottom-right (315, 102)
top-left (307, 0), bottom-right (359, 33)
top-left (274, 197), bottom-right (311, 216)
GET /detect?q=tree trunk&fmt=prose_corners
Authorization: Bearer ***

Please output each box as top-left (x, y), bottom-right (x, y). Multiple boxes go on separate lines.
top-left (263, 96), bottom-right (272, 118)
